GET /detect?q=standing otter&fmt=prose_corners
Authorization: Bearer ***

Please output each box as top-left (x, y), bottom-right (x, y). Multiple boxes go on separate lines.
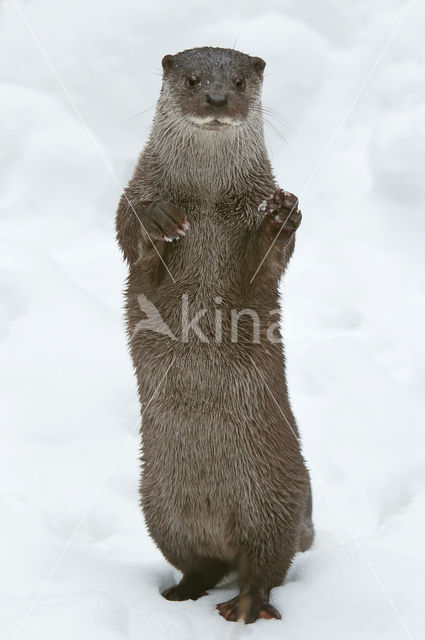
top-left (116, 46), bottom-right (313, 624)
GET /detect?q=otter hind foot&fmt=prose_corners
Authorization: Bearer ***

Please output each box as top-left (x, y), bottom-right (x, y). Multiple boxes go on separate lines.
top-left (162, 558), bottom-right (229, 602)
top-left (216, 594), bottom-right (281, 624)
top-left (162, 584), bottom-right (208, 601)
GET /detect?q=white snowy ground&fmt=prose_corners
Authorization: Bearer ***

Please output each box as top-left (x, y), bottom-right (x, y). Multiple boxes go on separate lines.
top-left (1, 0), bottom-right (424, 638)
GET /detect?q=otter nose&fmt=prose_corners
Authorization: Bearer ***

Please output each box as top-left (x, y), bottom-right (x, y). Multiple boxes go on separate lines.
top-left (206, 93), bottom-right (227, 108)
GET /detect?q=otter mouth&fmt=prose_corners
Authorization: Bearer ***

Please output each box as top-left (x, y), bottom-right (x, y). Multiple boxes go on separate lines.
top-left (188, 116), bottom-right (241, 131)
top-left (202, 120), bottom-right (230, 130)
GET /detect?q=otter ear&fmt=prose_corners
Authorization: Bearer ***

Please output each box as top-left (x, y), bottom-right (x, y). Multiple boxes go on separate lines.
top-left (162, 54), bottom-right (175, 76)
top-left (250, 56), bottom-right (266, 76)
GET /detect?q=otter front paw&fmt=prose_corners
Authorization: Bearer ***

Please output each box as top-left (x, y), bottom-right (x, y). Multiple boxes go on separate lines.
top-left (258, 188), bottom-right (301, 242)
top-left (141, 201), bottom-right (189, 242)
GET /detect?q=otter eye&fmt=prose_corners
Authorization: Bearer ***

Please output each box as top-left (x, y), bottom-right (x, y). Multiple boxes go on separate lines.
top-left (234, 77), bottom-right (246, 91)
top-left (185, 74), bottom-right (199, 89)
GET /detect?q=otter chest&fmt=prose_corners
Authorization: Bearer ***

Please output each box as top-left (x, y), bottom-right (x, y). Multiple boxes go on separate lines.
top-left (164, 203), bottom-right (253, 288)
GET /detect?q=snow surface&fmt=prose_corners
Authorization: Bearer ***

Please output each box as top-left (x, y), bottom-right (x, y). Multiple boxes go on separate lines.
top-left (1, 0), bottom-right (425, 638)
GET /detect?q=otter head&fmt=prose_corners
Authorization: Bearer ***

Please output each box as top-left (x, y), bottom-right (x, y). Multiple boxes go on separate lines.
top-left (160, 47), bottom-right (266, 132)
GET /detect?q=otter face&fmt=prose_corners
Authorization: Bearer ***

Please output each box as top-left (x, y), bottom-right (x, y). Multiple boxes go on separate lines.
top-left (161, 47), bottom-right (265, 131)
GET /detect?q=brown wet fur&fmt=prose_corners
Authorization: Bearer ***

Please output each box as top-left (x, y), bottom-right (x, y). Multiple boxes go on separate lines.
top-left (115, 46), bottom-right (314, 624)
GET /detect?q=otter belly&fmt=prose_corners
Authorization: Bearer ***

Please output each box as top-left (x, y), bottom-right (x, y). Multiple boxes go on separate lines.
top-left (138, 356), bottom-right (300, 571)
top-left (141, 403), bottom-right (246, 564)
top-left (142, 457), bottom-right (237, 563)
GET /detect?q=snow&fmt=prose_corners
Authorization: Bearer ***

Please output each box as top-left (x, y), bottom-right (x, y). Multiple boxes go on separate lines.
top-left (1, 0), bottom-right (424, 638)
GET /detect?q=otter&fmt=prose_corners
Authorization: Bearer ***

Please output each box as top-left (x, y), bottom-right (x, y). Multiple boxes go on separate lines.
top-left (115, 46), bottom-right (314, 624)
